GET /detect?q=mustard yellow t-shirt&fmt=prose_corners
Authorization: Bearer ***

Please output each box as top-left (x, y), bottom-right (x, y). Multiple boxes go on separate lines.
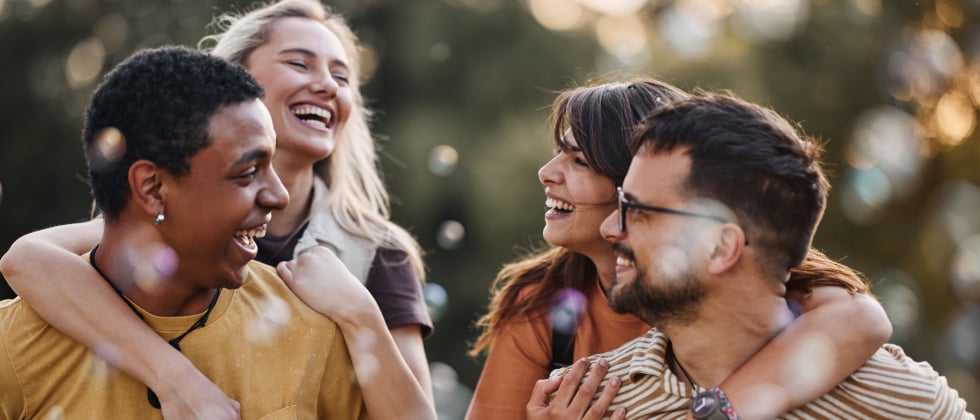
top-left (0, 260), bottom-right (365, 419)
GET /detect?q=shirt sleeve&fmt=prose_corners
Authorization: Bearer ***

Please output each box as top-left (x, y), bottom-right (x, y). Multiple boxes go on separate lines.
top-left (467, 316), bottom-right (553, 420)
top-left (363, 248), bottom-right (433, 337)
top-left (931, 373), bottom-right (972, 419)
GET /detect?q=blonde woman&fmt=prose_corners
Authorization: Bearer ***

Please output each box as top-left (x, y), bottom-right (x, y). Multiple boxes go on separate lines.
top-left (0, 1), bottom-right (434, 419)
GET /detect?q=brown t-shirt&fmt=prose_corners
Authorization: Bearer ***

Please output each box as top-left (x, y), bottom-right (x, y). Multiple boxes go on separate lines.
top-left (256, 223), bottom-right (433, 337)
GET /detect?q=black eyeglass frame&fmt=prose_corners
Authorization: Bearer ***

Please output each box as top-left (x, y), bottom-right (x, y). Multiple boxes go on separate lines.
top-left (616, 186), bottom-right (731, 232)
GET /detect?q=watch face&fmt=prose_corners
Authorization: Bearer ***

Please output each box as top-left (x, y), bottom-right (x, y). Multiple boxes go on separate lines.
top-left (691, 392), bottom-right (718, 418)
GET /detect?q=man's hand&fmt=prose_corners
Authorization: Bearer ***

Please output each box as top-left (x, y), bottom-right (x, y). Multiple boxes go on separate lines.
top-left (527, 358), bottom-right (625, 420)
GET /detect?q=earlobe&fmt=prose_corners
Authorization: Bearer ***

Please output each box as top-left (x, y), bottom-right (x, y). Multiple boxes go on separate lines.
top-left (707, 224), bottom-right (744, 274)
top-left (128, 160), bottom-right (165, 220)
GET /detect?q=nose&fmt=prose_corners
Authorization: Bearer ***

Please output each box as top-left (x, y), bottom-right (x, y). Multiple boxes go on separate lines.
top-left (260, 166), bottom-right (290, 211)
top-left (311, 71), bottom-right (339, 98)
top-left (600, 209), bottom-right (624, 243)
top-left (538, 154), bottom-right (563, 186)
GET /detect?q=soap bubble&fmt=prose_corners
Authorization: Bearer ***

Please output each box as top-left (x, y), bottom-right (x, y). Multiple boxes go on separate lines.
top-left (550, 288), bottom-right (586, 335)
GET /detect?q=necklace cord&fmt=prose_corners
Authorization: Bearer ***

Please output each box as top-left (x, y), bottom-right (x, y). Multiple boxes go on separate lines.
top-left (667, 341), bottom-right (698, 394)
top-left (88, 244), bottom-right (223, 408)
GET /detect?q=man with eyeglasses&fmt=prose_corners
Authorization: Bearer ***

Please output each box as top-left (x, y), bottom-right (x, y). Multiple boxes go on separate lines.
top-left (528, 94), bottom-right (972, 419)
top-left (0, 46), bottom-right (365, 419)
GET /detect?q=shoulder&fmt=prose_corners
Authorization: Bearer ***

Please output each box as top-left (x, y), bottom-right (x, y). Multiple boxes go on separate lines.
top-left (815, 344), bottom-right (969, 418)
top-left (240, 261), bottom-right (340, 331)
top-left (551, 328), bottom-right (664, 379)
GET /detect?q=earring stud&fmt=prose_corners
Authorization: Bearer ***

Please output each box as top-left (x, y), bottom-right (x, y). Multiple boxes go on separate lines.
top-left (154, 212), bottom-right (165, 225)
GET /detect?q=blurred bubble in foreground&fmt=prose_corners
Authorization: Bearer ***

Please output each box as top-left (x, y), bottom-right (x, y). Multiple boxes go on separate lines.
top-left (945, 307), bottom-right (980, 368)
top-left (428, 145), bottom-right (459, 176)
top-left (42, 405), bottom-right (64, 420)
top-left (423, 282), bottom-right (449, 322)
top-left (436, 219), bottom-right (465, 250)
top-left (430, 361), bottom-right (473, 420)
top-left (246, 295), bottom-right (291, 343)
top-left (550, 287), bottom-right (586, 335)
top-left (951, 234), bottom-right (980, 303)
top-left (87, 127), bottom-right (127, 173)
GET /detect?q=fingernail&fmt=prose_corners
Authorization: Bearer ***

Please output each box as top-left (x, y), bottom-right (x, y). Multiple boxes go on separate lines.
top-left (598, 359), bottom-right (609, 368)
top-left (610, 376), bottom-right (621, 387)
top-left (615, 407), bottom-right (626, 416)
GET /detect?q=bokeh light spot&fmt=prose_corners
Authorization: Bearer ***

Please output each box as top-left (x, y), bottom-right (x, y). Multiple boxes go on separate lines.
top-left (130, 241), bottom-right (178, 294)
top-left (576, 0), bottom-right (646, 16)
top-left (935, 0), bottom-right (964, 29)
top-left (850, 0), bottom-right (881, 17)
top-left (246, 295), bottom-right (292, 343)
top-left (87, 127), bottom-right (127, 173)
top-left (65, 37), bottom-right (105, 89)
top-left (430, 42), bottom-right (451, 62)
top-left (951, 234), bottom-right (980, 303)
top-left (658, 2), bottom-right (722, 58)
top-left (436, 219), bottom-right (465, 250)
top-left (94, 14), bottom-right (129, 56)
top-left (874, 268), bottom-right (923, 344)
top-left (841, 166), bottom-right (891, 225)
top-left (934, 90), bottom-right (976, 146)
top-left (779, 331), bottom-right (836, 400)
top-left (595, 15), bottom-right (647, 59)
top-left (938, 180), bottom-right (980, 244)
top-left (656, 245), bottom-right (692, 283)
top-left (423, 282), bottom-right (449, 322)
top-left (0, 180), bottom-right (4, 207)
top-left (733, 0), bottom-right (809, 42)
top-left (945, 307), bottom-right (980, 368)
top-left (429, 145), bottom-right (459, 176)
top-left (42, 405), bottom-right (64, 420)
top-left (550, 287), bottom-right (586, 335)
top-left (528, 0), bottom-right (585, 31)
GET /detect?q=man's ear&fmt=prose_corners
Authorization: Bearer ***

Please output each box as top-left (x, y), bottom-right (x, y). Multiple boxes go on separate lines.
top-left (707, 224), bottom-right (746, 274)
top-left (128, 159), bottom-right (165, 220)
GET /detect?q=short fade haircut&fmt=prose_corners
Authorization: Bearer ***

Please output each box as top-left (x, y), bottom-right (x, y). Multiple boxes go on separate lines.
top-left (629, 94), bottom-right (829, 276)
top-left (82, 45), bottom-right (264, 220)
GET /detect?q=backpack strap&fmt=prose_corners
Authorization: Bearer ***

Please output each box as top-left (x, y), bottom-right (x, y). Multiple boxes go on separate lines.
top-left (548, 329), bottom-right (576, 371)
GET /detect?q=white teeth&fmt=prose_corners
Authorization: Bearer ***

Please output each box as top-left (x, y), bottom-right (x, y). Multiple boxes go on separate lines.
top-left (546, 198), bottom-right (575, 211)
top-left (290, 105), bottom-right (332, 126)
top-left (234, 226), bottom-right (267, 246)
top-left (616, 257), bottom-right (634, 267)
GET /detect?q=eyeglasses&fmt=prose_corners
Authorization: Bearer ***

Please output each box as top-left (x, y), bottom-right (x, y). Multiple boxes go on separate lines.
top-left (616, 186), bottom-right (729, 232)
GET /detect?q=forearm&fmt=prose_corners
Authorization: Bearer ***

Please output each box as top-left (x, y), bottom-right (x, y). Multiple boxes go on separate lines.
top-left (720, 289), bottom-right (891, 419)
top-left (335, 310), bottom-right (436, 420)
top-left (0, 229), bottom-right (195, 397)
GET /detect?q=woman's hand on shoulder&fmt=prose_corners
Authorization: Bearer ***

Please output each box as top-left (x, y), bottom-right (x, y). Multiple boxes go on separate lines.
top-left (276, 245), bottom-right (378, 328)
top-left (526, 358), bottom-right (625, 420)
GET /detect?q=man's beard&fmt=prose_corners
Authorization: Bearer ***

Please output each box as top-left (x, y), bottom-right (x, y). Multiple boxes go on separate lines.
top-left (608, 261), bottom-right (706, 328)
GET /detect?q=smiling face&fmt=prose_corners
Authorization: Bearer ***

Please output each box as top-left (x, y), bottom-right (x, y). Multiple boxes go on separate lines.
top-left (159, 99), bottom-right (288, 289)
top-left (538, 129), bottom-right (618, 256)
top-left (244, 17), bottom-right (354, 166)
top-left (600, 146), bottom-right (715, 326)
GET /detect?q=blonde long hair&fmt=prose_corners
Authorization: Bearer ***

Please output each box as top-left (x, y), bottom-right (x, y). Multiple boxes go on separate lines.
top-left (199, 0), bottom-right (424, 281)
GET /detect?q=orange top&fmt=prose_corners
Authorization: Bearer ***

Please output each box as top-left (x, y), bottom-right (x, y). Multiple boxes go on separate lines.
top-left (466, 278), bottom-right (652, 420)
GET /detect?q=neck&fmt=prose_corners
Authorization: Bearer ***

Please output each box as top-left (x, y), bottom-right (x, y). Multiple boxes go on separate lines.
top-left (269, 164), bottom-right (314, 236)
top-left (97, 220), bottom-right (218, 316)
top-left (663, 277), bottom-right (794, 388)
top-left (579, 241), bottom-right (618, 291)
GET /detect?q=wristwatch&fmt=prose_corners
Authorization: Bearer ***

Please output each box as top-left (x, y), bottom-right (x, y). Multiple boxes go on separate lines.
top-left (691, 386), bottom-right (739, 420)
